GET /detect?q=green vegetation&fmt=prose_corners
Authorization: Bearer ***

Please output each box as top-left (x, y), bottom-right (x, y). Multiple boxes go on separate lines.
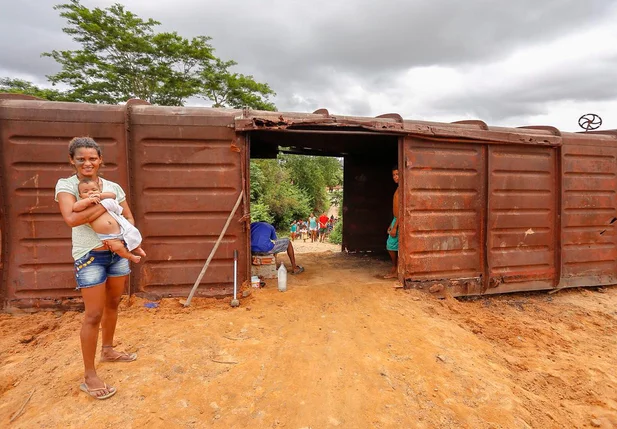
top-left (0, 78), bottom-right (73, 101)
top-left (329, 217), bottom-right (343, 245)
top-left (329, 188), bottom-right (343, 207)
top-left (250, 154), bottom-right (343, 229)
top-left (2, 0), bottom-right (275, 109)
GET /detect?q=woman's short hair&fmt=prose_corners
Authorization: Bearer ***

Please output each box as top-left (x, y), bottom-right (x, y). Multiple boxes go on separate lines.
top-left (68, 137), bottom-right (102, 158)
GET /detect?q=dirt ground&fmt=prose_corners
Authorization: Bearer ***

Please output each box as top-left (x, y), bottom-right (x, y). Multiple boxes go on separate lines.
top-left (291, 238), bottom-right (341, 254)
top-left (1, 249), bottom-right (617, 428)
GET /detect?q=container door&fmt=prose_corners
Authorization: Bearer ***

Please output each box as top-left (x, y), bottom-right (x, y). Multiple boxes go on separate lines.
top-left (401, 137), bottom-right (486, 294)
top-left (130, 109), bottom-right (248, 298)
top-left (559, 139), bottom-right (617, 287)
top-left (486, 145), bottom-right (557, 292)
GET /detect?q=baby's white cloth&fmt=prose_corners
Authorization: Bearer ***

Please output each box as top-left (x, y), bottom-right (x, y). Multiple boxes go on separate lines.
top-left (100, 199), bottom-right (142, 251)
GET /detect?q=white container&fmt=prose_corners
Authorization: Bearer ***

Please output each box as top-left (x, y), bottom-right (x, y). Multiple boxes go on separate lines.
top-left (277, 264), bottom-right (287, 292)
top-left (251, 276), bottom-right (260, 288)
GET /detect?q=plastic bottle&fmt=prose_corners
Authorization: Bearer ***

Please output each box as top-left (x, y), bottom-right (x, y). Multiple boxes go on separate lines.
top-left (277, 264), bottom-right (287, 292)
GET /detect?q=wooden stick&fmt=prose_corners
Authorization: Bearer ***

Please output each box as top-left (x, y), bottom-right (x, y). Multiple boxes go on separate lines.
top-left (10, 388), bottom-right (35, 423)
top-left (211, 359), bottom-right (238, 365)
top-left (184, 190), bottom-right (244, 307)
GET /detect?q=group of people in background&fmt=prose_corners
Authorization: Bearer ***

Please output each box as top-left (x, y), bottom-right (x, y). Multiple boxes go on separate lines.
top-left (290, 213), bottom-right (336, 243)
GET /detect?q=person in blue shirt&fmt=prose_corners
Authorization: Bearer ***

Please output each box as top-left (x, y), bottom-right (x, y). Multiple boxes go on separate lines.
top-left (250, 222), bottom-right (304, 274)
top-left (308, 213), bottom-right (318, 242)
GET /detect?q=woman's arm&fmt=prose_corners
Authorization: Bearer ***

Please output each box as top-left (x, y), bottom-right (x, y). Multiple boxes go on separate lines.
top-left (58, 192), bottom-right (107, 227)
top-left (390, 218), bottom-right (398, 236)
top-left (119, 200), bottom-right (136, 226)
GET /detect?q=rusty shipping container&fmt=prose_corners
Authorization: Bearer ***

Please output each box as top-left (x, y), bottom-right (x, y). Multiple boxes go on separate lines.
top-left (1, 96), bottom-right (617, 308)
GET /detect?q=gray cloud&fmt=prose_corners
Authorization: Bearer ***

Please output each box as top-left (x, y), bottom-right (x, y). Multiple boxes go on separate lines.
top-left (0, 0), bottom-right (67, 81)
top-left (1, 0), bottom-right (616, 124)
top-left (428, 54), bottom-right (617, 122)
top-left (151, 0), bottom-right (614, 87)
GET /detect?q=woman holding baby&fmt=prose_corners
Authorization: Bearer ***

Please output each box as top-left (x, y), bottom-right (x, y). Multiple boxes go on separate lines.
top-left (55, 136), bottom-right (140, 399)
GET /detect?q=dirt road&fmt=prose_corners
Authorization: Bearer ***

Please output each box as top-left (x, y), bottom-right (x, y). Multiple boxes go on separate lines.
top-left (1, 251), bottom-right (616, 428)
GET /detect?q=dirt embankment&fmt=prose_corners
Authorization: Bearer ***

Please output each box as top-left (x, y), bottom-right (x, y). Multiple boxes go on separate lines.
top-left (1, 251), bottom-right (616, 428)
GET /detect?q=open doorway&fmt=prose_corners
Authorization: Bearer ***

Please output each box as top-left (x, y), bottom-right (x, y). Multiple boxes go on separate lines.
top-left (248, 128), bottom-right (400, 255)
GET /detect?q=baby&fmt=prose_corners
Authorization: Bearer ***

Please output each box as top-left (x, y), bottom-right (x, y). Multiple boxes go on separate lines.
top-left (74, 178), bottom-right (146, 263)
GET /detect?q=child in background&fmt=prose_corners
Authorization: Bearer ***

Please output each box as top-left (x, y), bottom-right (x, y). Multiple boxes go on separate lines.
top-left (300, 220), bottom-right (308, 242)
top-left (290, 221), bottom-right (297, 241)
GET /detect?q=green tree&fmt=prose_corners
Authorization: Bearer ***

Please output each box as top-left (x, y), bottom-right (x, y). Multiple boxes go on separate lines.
top-left (320, 157), bottom-right (344, 189)
top-left (0, 77), bottom-right (73, 101)
top-left (200, 58), bottom-right (276, 110)
top-left (250, 159), bottom-right (311, 229)
top-left (281, 155), bottom-right (343, 213)
top-left (249, 201), bottom-right (274, 224)
top-left (329, 188), bottom-right (343, 207)
top-left (43, 0), bottom-right (275, 108)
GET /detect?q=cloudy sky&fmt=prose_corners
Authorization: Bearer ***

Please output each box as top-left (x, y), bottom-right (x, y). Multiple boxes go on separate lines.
top-left (1, 0), bottom-right (616, 131)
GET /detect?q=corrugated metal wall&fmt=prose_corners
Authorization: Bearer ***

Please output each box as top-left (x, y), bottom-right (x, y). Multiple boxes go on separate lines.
top-left (401, 138), bottom-right (486, 294)
top-left (402, 137), bottom-right (562, 295)
top-left (560, 133), bottom-right (617, 288)
top-left (130, 106), bottom-right (247, 297)
top-left (0, 101), bottom-right (129, 308)
top-left (2, 99), bottom-right (617, 305)
top-left (0, 100), bottom-right (247, 307)
top-left (486, 145), bottom-right (557, 293)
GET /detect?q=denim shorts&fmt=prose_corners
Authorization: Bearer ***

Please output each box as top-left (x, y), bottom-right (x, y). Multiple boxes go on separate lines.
top-left (74, 250), bottom-right (131, 289)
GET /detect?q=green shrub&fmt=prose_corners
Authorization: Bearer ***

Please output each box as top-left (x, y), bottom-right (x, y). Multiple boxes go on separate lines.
top-left (250, 200), bottom-right (274, 224)
top-left (329, 217), bottom-right (343, 245)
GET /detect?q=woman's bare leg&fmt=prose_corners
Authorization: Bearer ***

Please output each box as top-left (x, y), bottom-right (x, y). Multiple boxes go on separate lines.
top-left (384, 251), bottom-right (398, 279)
top-left (80, 283), bottom-right (115, 397)
top-left (100, 274), bottom-right (132, 361)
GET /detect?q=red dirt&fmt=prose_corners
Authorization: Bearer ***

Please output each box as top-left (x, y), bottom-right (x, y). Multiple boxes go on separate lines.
top-left (1, 250), bottom-right (617, 428)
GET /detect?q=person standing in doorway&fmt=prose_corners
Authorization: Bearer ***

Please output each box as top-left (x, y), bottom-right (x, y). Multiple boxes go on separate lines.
top-left (308, 213), bottom-right (318, 243)
top-left (55, 137), bottom-right (138, 400)
top-left (384, 165), bottom-right (399, 279)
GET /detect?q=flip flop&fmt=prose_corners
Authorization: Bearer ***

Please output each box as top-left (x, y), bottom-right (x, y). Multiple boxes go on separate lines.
top-left (100, 351), bottom-right (137, 363)
top-left (292, 265), bottom-right (305, 275)
top-left (80, 382), bottom-right (117, 400)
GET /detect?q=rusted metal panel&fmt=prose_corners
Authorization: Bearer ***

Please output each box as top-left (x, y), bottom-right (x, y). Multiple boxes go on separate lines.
top-left (402, 121), bottom-right (560, 146)
top-left (235, 111), bottom-right (405, 133)
top-left (485, 146), bottom-right (557, 292)
top-left (402, 137), bottom-right (486, 295)
top-left (129, 105), bottom-right (247, 297)
top-left (343, 154), bottom-right (397, 252)
top-left (4, 98), bottom-right (617, 306)
top-left (559, 132), bottom-right (617, 288)
top-left (0, 99), bottom-right (128, 308)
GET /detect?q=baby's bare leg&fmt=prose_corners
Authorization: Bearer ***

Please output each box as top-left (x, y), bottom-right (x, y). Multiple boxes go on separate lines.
top-left (105, 239), bottom-right (141, 263)
top-left (133, 246), bottom-right (146, 257)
